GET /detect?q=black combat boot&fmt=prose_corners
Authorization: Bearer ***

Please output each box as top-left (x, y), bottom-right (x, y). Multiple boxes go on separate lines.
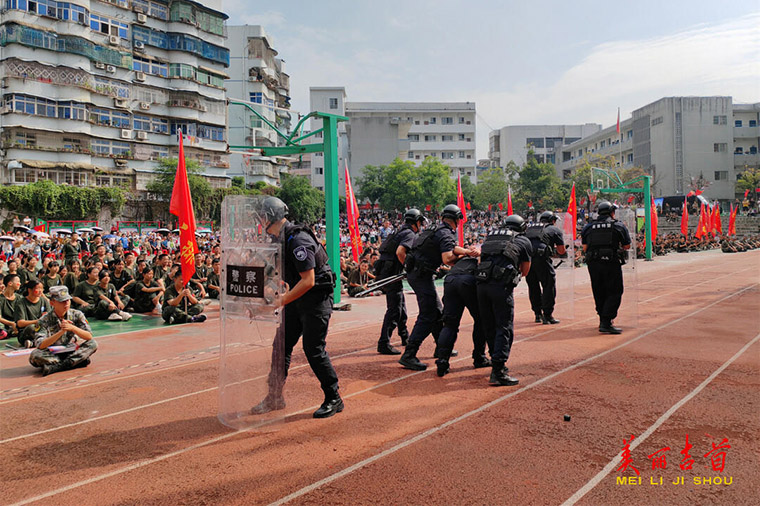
top-left (599, 319), bottom-right (622, 334)
top-left (313, 394), bottom-right (344, 418)
top-left (472, 355), bottom-right (492, 369)
top-left (399, 343), bottom-right (427, 371)
top-left (489, 361), bottom-right (518, 386)
top-left (542, 313), bottom-right (560, 325)
top-left (250, 393), bottom-right (286, 415)
top-left (435, 358), bottom-right (450, 377)
top-left (534, 313), bottom-right (543, 323)
top-left (377, 343), bottom-right (402, 355)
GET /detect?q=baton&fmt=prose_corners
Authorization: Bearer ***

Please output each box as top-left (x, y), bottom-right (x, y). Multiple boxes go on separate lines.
top-left (355, 272), bottom-right (406, 297)
top-left (553, 259), bottom-right (564, 269)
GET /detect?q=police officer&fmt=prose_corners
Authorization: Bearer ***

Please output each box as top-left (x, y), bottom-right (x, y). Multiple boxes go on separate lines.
top-left (476, 215), bottom-right (532, 386)
top-left (374, 209), bottom-right (425, 355)
top-left (525, 211), bottom-right (566, 324)
top-left (251, 197), bottom-right (343, 418)
top-left (581, 201), bottom-right (631, 334)
top-left (399, 204), bottom-right (476, 371)
top-left (434, 254), bottom-right (490, 377)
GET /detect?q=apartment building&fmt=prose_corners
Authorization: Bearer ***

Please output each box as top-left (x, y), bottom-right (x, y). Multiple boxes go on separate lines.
top-left (488, 124), bottom-right (601, 168)
top-left (0, 0), bottom-right (231, 190)
top-left (226, 24), bottom-right (291, 186)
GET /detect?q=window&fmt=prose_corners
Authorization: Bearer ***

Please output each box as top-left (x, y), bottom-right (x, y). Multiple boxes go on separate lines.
top-left (90, 107), bottom-right (130, 128)
top-left (424, 135), bottom-right (436, 142)
top-left (429, 117), bottom-right (436, 124)
top-left (458, 151), bottom-right (465, 158)
top-left (442, 117), bottom-right (453, 125)
top-left (714, 143), bottom-right (727, 153)
top-left (600, 140), bottom-right (606, 148)
top-left (735, 120), bottom-right (742, 127)
top-left (458, 134), bottom-right (465, 141)
top-left (750, 120), bottom-right (757, 127)
top-left (526, 137), bottom-right (544, 148)
top-left (329, 98), bottom-right (338, 110)
top-left (441, 135), bottom-right (453, 142)
top-left (458, 117), bottom-right (465, 124)
top-left (414, 120), bottom-right (420, 125)
top-left (249, 92), bottom-right (263, 104)
top-left (407, 151), bottom-right (414, 159)
top-left (714, 171), bottom-right (728, 181)
top-left (89, 14), bottom-right (128, 38)
top-left (441, 152), bottom-right (454, 160)
top-left (627, 130), bottom-right (633, 139)
top-left (627, 153), bottom-right (633, 162)
top-left (134, 57), bottom-right (168, 77)
top-left (134, 114), bottom-right (168, 134)
top-left (651, 116), bottom-right (663, 126)
top-left (735, 147), bottom-right (743, 154)
top-left (713, 115), bottom-right (727, 125)
top-left (408, 134), bottom-right (419, 141)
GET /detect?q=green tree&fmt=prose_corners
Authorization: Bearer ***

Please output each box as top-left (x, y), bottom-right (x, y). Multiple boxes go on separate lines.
top-left (147, 157), bottom-right (212, 216)
top-left (0, 180), bottom-right (125, 219)
top-left (473, 168), bottom-right (509, 209)
top-left (414, 157), bottom-right (456, 210)
top-left (356, 164), bottom-right (386, 205)
top-left (515, 151), bottom-right (565, 211)
top-left (276, 174), bottom-right (325, 224)
top-left (231, 176), bottom-right (245, 189)
top-left (736, 167), bottom-right (760, 195)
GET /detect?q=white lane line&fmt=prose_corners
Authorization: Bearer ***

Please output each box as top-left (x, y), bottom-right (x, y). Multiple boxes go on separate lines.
top-left (561, 331), bottom-right (760, 506)
top-left (10, 284), bottom-right (755, 506)
top-left (266, 284), bottom-right (757, 506)
top-left (2, 265), bottom-right (751, 444)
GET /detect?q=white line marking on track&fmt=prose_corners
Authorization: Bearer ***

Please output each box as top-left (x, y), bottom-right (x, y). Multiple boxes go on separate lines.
top-left (266, 284), bottom-right (757, 506)
top-left (8, 284), bottom-right (755, 506)
top-left (561, 331), bottom-right (760, 506)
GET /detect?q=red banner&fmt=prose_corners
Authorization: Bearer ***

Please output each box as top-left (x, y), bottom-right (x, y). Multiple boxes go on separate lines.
top-left (567, 183), bottom-right (577, 240)
top-left (456, 173), bottom-right (467, 247)
top-left (713, 204), bottom-right (722, 236)
top-left (650, 196), bottom-right (658, 243)
top-left (681, 197), bottom-right (689, 236)
top-left (728, 204), bottom-right (737, 236)
top-left (169, 133), bottom-right (198, 287)
top-left (344, 164), bottom-right (361, 262)
top-left (507, 187), bottom-right (513, 215)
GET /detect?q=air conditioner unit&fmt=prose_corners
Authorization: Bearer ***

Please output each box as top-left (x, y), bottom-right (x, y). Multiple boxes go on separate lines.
top-left (114, 98), bottom-right (129, 108)
top-left (1, 77), bottom-right (8, 88)
top-left (106, 65), bottom-right (116, 73)
top-left (108, 35), bottom-right (119, 45)
top-left (120, 129), bottom-right (132, 139)
top-left (136, 13), bottom-right (147, 23)
top-left (95, 62), bottom-right (106, 70)
top-left (134, 41), bottom-right (145, 52)
top-left (139, 102), bottom-right (150, 110)
top-left (134, 71), bottom-right (146, 82)
top-left (137, 131), bottom-right (149, 140)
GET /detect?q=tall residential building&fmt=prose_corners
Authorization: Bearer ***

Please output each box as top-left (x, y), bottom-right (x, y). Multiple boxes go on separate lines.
top-left (0, 0), bottom-right (231, 190)
top-left (226, 24), bottom-right (291, 186)
top-left (488, 124), bottom-right (602, 168)
top-left (556, 97), bottom-right (760, 201)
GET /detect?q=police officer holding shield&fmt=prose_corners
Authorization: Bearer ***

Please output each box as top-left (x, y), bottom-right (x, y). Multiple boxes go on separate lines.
top-left (399, 204), bottom-right (477, 371)
top-left (251, 197), bottom-right (343, 418)
top-left (581, 201), bottom-right (631, 334)
top-left (476, 215), bottom-right (532, 386)
top-left (375, 209), bottom-right (425, 355)
top-left (525, 211), bottom-right (566, 324)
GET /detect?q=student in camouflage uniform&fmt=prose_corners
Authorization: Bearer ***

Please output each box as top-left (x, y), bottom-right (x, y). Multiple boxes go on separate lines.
top-left (29, 285), bottom-right (97, 376)
top-left (162, 268), bottom-right (206, 324)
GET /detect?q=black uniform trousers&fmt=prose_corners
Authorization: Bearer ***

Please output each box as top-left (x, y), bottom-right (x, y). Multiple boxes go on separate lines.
top-left (526, 259), bottom-right (556, 317)
top-left (477, 281), bottom-right (515, 364)
top-left (266, 291), bottom-right (339, 398)
top-left (406, 270), bottom-right (443, 347)
top-left (437, 274), bottom-right (489, 360)
top-left (379, 287), bottom-right (408, 347)
top-left (587, 260), bottom-right (624, 322)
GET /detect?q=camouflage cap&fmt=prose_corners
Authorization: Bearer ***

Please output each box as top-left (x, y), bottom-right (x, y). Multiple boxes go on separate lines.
top-left (49, 285), bottom-right (72, 302)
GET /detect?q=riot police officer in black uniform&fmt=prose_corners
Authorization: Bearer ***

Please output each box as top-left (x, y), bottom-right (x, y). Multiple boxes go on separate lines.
top-left (399, 204), bottom-right (477, 371)
top-left (434, 254), bottom-right (490, 377)
top-left (251, 197), bottom-right (343, 418)
top-left (525, 211), bottom-right (566, 324)
top-left (581, 201), bottom-right (631, 335)
top-left (375, 209), bottom-right (425, 355)
top-left (476, 215), bottom-right (533, 386)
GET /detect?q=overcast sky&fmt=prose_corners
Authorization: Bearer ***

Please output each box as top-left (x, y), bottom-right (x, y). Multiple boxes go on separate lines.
top-left (222, 0), bottom-right (760, 159)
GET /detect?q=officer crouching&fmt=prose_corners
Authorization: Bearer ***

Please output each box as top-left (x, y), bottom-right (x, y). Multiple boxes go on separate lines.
top-left (581, 201), bottom-right (632, 334)
top-left (476, 215), bottom-right (533, 386)
top-left (251, 197), bottom-right (343, 419)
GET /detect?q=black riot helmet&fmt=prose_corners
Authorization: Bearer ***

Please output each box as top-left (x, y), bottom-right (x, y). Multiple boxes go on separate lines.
top-left (261, 196), bottom-right (289, 224)
top-left (441, 204), bottom-right (464, 221)
top-left (504, 214), bottom-right (527, 233)
top-left (539, 211), bottom-right (558, 224)
top-left (597, 200), bottom-right (614, 216)
top-left (404, 208), bottom-right (425, 225)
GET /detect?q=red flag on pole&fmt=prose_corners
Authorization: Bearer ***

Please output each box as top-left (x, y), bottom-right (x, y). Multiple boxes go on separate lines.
top-left (728, 204), bottom-right (737, 236)
top-left (744, 189), bottom-right (750, 198)
top-left (680, 197), bottom-right (689, 236)
top-left (498, 202), bottom-right (503, 211)
top-left (344, 163), bottom-right (361, 262)
top-left (170, 133), bottom-right (198, 287)
top-left (567, 183), bottom-right (577, 240)
top-left (616, 107), bottom-right (620, 134)
top-left (627, 195), bottom-right (635, 204)
top-left (695, 189), bottom-right (703, 196)
top-left (686, 191), bottom-right (695, 197)
top-left (650, 196), bottom-right (658, 243)
top-left (507, 186), bottom-right (513, 215)
top-left (696, 203), bottom-right (707, 239)
top-left (712, 204), bottom-right (722, 236)
top-left (456, 172), bottom-right (466, 247)
top-left (425, 204), bottom-right (432, 211)
top-left (466, 202), bottom-right (471, 210)
top-left (488, 203), bottom-right (492, 211)
top-left (527, 200), bottom-right (533, 208)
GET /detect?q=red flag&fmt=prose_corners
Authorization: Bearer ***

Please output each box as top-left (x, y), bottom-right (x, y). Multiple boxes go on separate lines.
top-left (425, 204), bottom-right (432, 211)
top-left (169, 133), bottom-right (198, 287)
top-left (498, 202), bottom-right (503, 211)
top-left (616, 107), bottom-right (620, 134)
top-left (728, 204), bottom-right (737, 236)
top-left (713, 204), bottom-right (722, 236)
top-left (507, 187), bottom-right (513, 215)
top-left (466, 202), bottom-right (471, 210)
top-left (567, 183), bottom-right (577, 240)
top-left (686, 191), bottom-right (695, 197)
top-left (456, 173), bottom-right (467, 247)
top-left (695, 189), bottom-right (703, 196)
top-left (650, 197), bottom-right (658, 243)
top-left (344, 164), bottom-right (361, 262)
top-left (488, 204), bottom-right (492, 211)
top-left (580, 197), bottom-right (586, 206)
top-left (527, 200), bottom-right (533, 208)
top-left (33, 224), bottom-right (46, 233)
top-left (627, 195), bottom-right (635, 204)
top-left (696, 203), bottom-right (708, 239)
top-left (680, 197), bottom-right (689, 236)
top-left (744, 189), bottom-right (750, 198)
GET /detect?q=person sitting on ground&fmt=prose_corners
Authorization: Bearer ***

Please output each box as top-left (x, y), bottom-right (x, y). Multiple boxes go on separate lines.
top-left (14, 279), bottom-right (49, 347)
top-left (162, 268), bottom-right (206, 324)
top-left (0, 273), bottom-right (20, 340)
top-left (17, 255), bottom-right (40, 287)
top-left (63, 259), bottom-right (81, 293)
top-left (29, 286), bottom-right (97, 376)
top-left (109, 258), bottom-right (134, 309)
top-left (95, 269), bottom-right (131, 321)
top-left (347, 259), bottom-right (375, 297)
top-left (133, 268), bottom-right (164, 315)
top-left (63, 233), bottom-right (81, 265)
top-left (206, 259), bottom-right (220, 299)
top-left (71, 266), bottom-right (102, 318)
top-left (152, 253), bottom-right (170, 282)
top-left (41, 260), bottom-right (62, 296)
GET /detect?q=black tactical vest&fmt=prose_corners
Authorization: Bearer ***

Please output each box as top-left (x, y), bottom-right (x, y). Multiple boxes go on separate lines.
top-left (406, 224), bottom-right (444, 274)
top-left (283, 223), bottom-right (334, 291)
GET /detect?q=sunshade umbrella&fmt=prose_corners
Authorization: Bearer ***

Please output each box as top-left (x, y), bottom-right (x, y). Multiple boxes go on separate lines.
top-left (76, 228), bottom-right (94, 233)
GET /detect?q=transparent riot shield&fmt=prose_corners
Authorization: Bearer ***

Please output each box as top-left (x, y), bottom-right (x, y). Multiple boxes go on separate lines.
top-left (218, 196), bottom-right (285, 430)
top-left (553, 212), bottom-right (575, 321)
top-left (614, 207), bottom-right (639, 329)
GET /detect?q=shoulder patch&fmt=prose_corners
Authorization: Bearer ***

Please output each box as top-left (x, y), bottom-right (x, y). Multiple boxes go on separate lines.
top-left (293, 246), bottom-right (308, 262)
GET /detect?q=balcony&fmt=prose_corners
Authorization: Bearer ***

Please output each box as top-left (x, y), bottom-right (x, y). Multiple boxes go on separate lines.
top-left (734, 126), bottom-right (760, 139)
top-left (734, 152), bottom-right (760, 166)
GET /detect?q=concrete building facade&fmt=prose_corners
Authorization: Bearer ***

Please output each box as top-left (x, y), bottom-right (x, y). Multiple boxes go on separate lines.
top-left (0, 0), bottom-right (231, 190)
top-left (226, 24), bottom-right (291, 186)
top-left (305, 87), bottom-right (349, 191)
top-left (488, 123), bottom-right (602, 168)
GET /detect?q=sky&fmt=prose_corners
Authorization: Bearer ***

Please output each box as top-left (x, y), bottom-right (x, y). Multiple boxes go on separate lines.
top-left (222, 0), bottom-right (760, 159)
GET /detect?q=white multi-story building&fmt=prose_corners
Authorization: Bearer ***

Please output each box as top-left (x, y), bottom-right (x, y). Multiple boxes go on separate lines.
top-left (0, 0), bottom-right (231, 189)
top-left (488, 124), bottom-right (602, 168)
top-left (306, 87), bottom-right (349, 191)
top-left (226, 24), bottom-right (291, 186)
top-left (556, 97), bottom-right (760, 201)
